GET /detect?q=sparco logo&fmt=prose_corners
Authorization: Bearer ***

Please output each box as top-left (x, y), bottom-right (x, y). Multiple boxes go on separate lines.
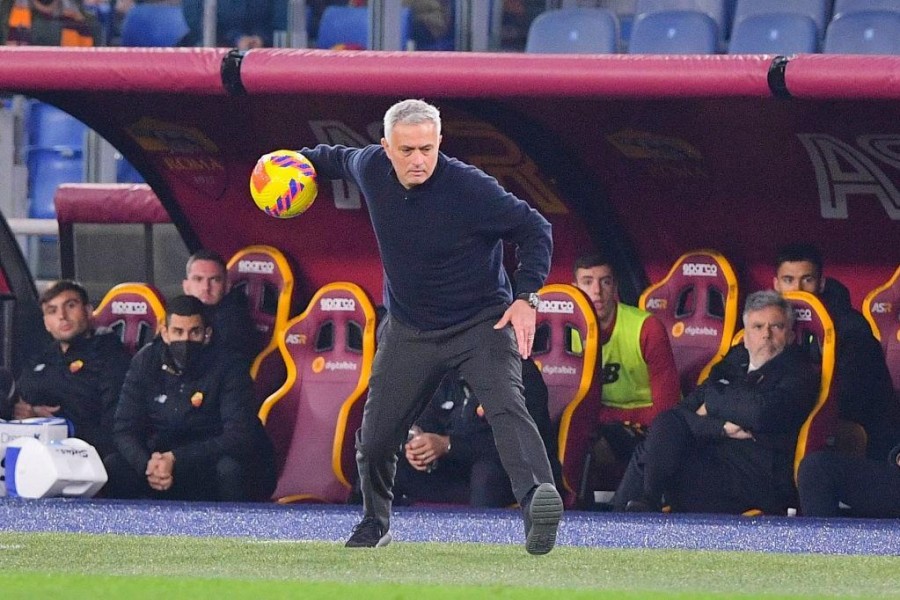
top-left (872, 302), bottom-right (892, 314)
top-left (684, 326), bottom-right (718, 336)
top-left (793, 308), bottom-right (813, 322)
top-left (321, 298), bottom-right (356, 311)
top-left (542, 365), bottom-right (577, 376)
top-left (111, 301), bottom-right (148, 315)
top-left (538, 300), bottom-right (574, 314)
top-left (238, 260), bottom-right (275, 274)
top-left (326, 361), bottom-right (357, 371)
top-left (646, 298), bottom-right (667, 310)
top-left (682, 263), bottom-right (718, 277)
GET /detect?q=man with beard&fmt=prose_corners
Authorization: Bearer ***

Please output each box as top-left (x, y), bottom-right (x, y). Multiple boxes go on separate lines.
top-left (613, 290), bottom-right (819, 515)
top-left (103, 295), bottom-right (275, 501)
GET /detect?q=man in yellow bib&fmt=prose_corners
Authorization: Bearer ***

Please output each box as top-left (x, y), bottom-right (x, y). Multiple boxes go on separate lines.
top-left (572, 253), bottom-right (680, 497)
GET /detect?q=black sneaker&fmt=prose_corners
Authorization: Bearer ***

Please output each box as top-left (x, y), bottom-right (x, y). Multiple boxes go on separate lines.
top-left (523, 483), bottom-right (563, 555)
top-left (345, 516), bottom-right (392, 548)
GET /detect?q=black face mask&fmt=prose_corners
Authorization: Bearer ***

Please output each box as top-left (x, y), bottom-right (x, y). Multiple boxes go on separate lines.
top-left (166, 340), bottom-right (204, 372)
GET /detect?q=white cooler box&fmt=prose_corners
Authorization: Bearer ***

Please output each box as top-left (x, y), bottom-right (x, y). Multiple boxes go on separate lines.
top-left (5, 436), bottom-right (107, 499)
top-left (0, 417), bottom-right (71, 496)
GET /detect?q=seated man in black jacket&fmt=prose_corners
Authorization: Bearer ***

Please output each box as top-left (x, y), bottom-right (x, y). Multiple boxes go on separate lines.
top-left (393, 358), bottom-right (562, 508)
top-left (103, 295), bottom-right (275, 501)
top-left (10, 280), bottom-right (130, 460)
top-left (613, 290), bottom-right (819, 515)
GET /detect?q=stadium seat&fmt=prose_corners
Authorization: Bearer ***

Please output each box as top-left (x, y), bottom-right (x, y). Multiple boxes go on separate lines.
top-left (259, 282), bottom-right (377, 503)
top-left (635, 0), bottom-right (728, 39)
top-left (728, 13), bottom-right (819, 54)
top-left (316, 5), bottom-right (412, 50)
top-left (639, 249), bottom-right (739, 396)
top-left (628, 10), bottom-right (719, 54)
top-left (92, 282), bottom-right (166, 356)
top-left (533, 283), bottom-right (602, 507)
top-left (863, 265), bottom-right (900, 398)
top-left (226, 245), bottom-right (295, 408)
top-left (823, 11), bottom-right (900, 55)
top-left (27, 148), bottom-right (84, 219)
top-left (832, 0), bottom-right (900, 18)
top-left (27, 101), bottom-right (86, 151)
top-left (120, 3), bottom-right (189, 47)
top-left (525, 8), bottom-right (619, 54)
top-left (732, 0), bottom-right (831, 39)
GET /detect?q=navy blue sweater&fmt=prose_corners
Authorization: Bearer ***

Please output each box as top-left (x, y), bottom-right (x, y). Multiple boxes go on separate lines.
top-left (301, 144), bottom-right (553, 331)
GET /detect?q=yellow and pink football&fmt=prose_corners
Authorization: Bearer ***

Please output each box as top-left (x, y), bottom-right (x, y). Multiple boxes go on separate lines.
top-left (249, 150), bottom-right (317, 219)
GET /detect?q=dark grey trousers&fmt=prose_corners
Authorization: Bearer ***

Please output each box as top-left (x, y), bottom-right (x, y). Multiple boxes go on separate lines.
top-left (356, 305), bottom-right (554, 530)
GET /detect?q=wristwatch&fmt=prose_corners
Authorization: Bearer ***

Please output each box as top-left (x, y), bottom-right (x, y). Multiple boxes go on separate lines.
top-left (516, 292), bottom-right (540, 310)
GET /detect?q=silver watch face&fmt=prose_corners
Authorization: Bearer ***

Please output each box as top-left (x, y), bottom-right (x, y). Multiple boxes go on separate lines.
top-left (521, 293), bottom-right (540, 309)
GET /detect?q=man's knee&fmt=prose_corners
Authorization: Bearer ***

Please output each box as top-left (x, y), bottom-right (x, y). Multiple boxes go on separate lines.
top-left (798, 451), bottom-right (834, 488)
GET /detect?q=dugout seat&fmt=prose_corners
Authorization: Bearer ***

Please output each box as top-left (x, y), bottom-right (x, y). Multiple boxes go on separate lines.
top-left (525, 8), bottom-right (619, 54)
top-left (863, 264), bottom-right (900, 398)
top-left (226, 245), bottom-right (294, 407)
top-left (533, 283), bottom-right (602, 507)
top-left (258, 282), bottom-right (376, 503)
top-left (92, 282), bottom-right (166, 355)
top-left (639, 249), bottom-right (739, 396)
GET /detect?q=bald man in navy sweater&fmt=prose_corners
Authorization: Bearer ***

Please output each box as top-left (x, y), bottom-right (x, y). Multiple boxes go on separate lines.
top-left (300, 99), bottom-right (561, 555)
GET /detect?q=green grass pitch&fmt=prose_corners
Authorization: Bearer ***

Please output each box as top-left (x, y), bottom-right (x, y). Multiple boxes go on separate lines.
top-left (1, 532), bottom-right (899, 598)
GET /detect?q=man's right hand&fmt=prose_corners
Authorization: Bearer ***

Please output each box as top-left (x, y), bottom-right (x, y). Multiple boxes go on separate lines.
top-left (12, 401), bottom-right (59, 419)
top-left (405, 432), bottom-right (450, 472)
top-left (723, 421), bottom-right (754, 440)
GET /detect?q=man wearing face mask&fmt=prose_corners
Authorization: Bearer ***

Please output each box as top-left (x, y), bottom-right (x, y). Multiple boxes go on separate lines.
top-left (102, 295), bottom-right (276, 501)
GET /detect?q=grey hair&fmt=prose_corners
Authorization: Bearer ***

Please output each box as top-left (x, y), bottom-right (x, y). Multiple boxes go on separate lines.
top-left (383, 99), bottom-right (441, 140)
top-left (742, 290), bottom-right (795, 330)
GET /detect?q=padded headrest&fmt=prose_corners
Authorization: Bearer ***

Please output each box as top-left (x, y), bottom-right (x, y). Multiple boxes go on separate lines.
top-left (640, 249), bottom-right (739, 392)
top-left (227, 245), bottom-right (294, 339)
top-left (864, 265), bottom-right (900, 348)
top-left (533, 284), bottom-right (599, 421)
top-left (92, 282), bottom-right (166, 355)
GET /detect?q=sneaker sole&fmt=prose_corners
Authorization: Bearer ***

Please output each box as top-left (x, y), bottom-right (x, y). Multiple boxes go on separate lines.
top-left (525, 483), bottom-right (563, 555)
top-left (345, 531), bottom-right (393, 548)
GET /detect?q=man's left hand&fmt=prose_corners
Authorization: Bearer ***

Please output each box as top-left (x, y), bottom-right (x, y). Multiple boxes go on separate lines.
top-left (494, 300), bottom-right (537, 359)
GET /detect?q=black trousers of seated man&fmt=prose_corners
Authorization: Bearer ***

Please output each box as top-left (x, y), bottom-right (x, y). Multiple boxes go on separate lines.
top-left (103, 451), bottom-right (276, 502)
top-left (798, 450), bottom-right (900, 518)
top-left (612, 408), bottom-right (793, 514)
top-left (357, 306), bottom-right (555, 531)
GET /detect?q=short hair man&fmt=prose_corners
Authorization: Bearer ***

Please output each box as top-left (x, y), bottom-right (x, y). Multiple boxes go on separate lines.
top-left (103, 295), bottom-right (276, 501)
top-left (572, 253), bottom-right (680, 493)
top-left (773, 243), bottom-right (899, 459)
top-left (393, 359), bottom-right (562, 508)
top-left (12, 280), bottom-right (131, 459)
top-left (300, 99), bottom-right (561, 553)
top-left (613, 291), bottom-right (819, 514)
top-left (183, 249), bottom-right (258, 366)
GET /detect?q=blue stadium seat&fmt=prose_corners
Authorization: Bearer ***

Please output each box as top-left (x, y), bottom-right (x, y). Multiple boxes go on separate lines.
top-left (635, 0), bottom-right (728, 40)
top-left (120, 3), bottom-right (189, 47)
top-left (116, 156), bottom-right (144, 184)
top-left (823, 11), bottom-right (900, 55)
top-left (832, 0), bottom-right (900, 18)
top-left (728, 13), bottom-right (819, 54)
top-left (27, 149), bottom-right (83, 219)
top-left (316, 6), bottom-right (411, 50)
top-left (628, 10), bottom-right (719, 54)
top-left (525, 8), bottom-right (619, 54)
top-left (27, 102), bottom-right (86, 151)
top-left (732, 0), bottom-right (831, 39)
